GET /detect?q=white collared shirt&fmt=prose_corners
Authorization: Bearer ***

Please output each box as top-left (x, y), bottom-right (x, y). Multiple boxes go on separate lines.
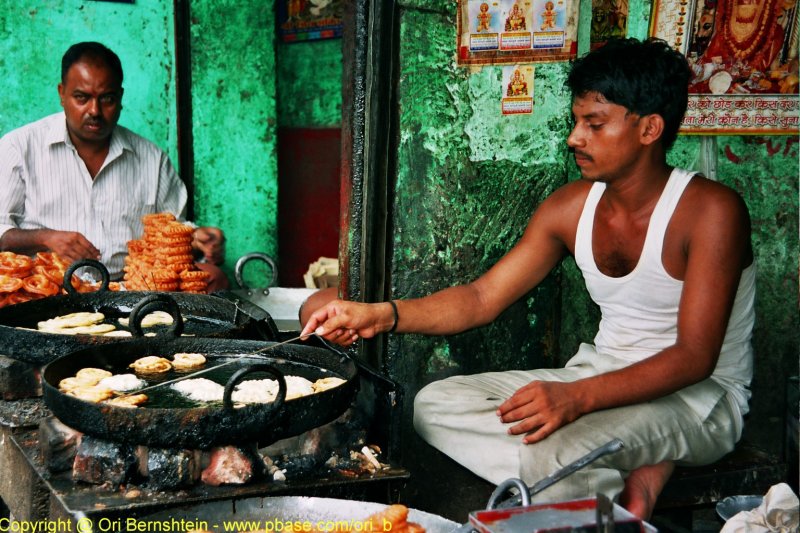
top-left (0, 112), bottom-right (187, 278)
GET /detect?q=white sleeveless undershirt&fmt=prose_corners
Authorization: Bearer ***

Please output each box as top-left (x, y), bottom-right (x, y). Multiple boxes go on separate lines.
top-left (574, 168), bottom-right (755, 426)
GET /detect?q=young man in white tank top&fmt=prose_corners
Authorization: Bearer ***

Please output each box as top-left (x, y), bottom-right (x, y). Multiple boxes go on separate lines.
top-left (301, 38), bottom-right (755, 520)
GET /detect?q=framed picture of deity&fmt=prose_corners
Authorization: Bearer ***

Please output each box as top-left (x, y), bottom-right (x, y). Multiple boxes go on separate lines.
top-left (650, 0), bottom-right (799, 135)
top-left (277, 0), bottom-right (343, 43)
top-left (457, 0), bottom-right (580, 65)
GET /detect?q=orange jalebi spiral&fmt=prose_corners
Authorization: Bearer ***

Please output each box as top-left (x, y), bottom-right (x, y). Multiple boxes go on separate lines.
top-left (0, 275), bottom-right (24, 293)
top-left (22, 274), bottom-right (60, 297)
top-left (0, 252), bottom-right (33, 277)
top-left (32, 264), bottom-right (65, 285)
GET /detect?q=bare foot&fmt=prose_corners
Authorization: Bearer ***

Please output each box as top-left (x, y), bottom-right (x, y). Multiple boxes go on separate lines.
top-left (619, 461), bottom-right (675, 520)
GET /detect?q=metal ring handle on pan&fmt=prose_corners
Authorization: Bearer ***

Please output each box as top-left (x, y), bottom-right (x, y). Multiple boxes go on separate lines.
top-left (486, 478), bottom-right (531, 510)
top-left (234, 252), bottom-right (278, 290)
top-left (222, 364), bottom-right (287, 415)
top-left (62, 258), bottom-right (110, 296)
top-left (128, 293), bottom-right (184, 337)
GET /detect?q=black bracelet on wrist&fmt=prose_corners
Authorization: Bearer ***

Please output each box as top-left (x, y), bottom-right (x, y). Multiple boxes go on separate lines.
top-left (388, 300), bottom-right (399, 333)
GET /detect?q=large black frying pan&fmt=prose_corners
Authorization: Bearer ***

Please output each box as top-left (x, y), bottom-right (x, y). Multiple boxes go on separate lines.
top-left (0, 260), bottom-right (278, 364)
top-left (42, 296), bottom-right (358, 448)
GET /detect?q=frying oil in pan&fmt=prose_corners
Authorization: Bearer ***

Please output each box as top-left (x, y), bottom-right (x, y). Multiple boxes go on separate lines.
top-left (115, 355), bottom-right (343, 409)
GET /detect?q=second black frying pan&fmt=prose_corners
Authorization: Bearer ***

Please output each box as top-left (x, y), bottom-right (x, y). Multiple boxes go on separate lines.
top-left (0, 260), bottom-right (278, 364)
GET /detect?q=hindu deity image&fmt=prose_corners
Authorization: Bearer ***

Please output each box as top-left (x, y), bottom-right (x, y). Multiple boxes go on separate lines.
top-left (505, 3), bottom-right (527, 31)
top-left (507, 68), bottom-right (529, 95)
top-left (687, 0), bottom-right (799, 94)
top-left (477, 2), bottom-right (493, 32)
top-left (540, 1), bottom-right (558, 30)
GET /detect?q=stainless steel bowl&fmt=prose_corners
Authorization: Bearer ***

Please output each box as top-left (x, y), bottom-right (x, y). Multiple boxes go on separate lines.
top-left (142, 495), bottom-right (458, 533)
top-left (716, 494), bottom-right (763, 521)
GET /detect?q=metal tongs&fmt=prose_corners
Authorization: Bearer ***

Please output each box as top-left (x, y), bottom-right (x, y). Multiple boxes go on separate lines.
top-left (454, 438), bottom-right (625, 532)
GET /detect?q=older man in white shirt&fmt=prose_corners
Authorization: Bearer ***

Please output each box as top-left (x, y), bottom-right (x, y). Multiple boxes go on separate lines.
top-left (0, 42), bottom-right (226, 288)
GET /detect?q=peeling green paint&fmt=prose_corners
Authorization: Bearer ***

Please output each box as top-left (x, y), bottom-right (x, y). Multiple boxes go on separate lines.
top-left (388, 7), bottom-right (565, 433)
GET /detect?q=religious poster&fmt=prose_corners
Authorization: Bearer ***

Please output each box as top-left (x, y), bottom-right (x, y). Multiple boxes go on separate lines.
top-left (277, 0), bottom-right (343, 43)
top-left (458, 0), bottom-right (580, 65)
top-left (501, 65), bottom-right (535, 114)
top-left (590, 0), bottom-right (629, 49)
top-left (651, 0), bottom-right (799, 134)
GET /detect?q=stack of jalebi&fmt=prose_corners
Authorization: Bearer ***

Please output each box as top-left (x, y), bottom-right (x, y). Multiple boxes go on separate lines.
top-left (123, 212), bottom-right (210, 293)
top-left (0, 251), bottom-right (97, 308)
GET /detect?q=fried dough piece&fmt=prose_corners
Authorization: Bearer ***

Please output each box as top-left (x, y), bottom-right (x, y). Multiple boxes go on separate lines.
top-left (103, 394), bottom-right (149, 408)
top-left (38, 311), bottom-right (105, 331)
top-left (118, 310), bottom-right (174, 328)
top-left (75, 368), bottom-right (113, 385)
top-left (66, 385), bottom-right (114, 403)
top-left (312, 376), bottom-right (346, 393)
top-left (103, 330), bottom-right (133, 337)
top-left (129, 356), bottom-right (172, 374)
top-left (365, 504), bottom-right (410, 532)
top-left (58, 376), bottom-right (95, 392)
top-left (52, 323), bottom-right (116, 335)
top-left (171, 352), bottom-right (206, 370)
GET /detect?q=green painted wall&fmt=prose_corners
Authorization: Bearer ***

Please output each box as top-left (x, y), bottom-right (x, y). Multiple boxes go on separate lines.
top-left (276, 39), bottom-right (342, 128)
top-left (0, 1), bottom-right (178, 164)
top-left (189, 1), bottom-right (278, 277)
top-left (388, 4), bottom-right (566, 505)
top-left (0, 1), bottom-right (281, 278)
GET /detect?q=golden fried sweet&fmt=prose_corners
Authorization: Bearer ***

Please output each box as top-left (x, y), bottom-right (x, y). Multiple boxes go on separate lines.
top-left (38, 312), bottom-right (105, 331)
top-left (103, 394), bottom-right (149, 408)
top-left (129, 356), bottom-right (172, 374)
top-left (66, 385), bottom-right (114, 403)
top-left (58, 376), bottom-right (95, 392)
top-left (171, 352), bottom-right (206, 370)
top-left (75, 368), bottom-right (113, 385)
top-left (57, 323), bottom-right (117, 335)
top-left (312, 376), bottom-right (347, 393)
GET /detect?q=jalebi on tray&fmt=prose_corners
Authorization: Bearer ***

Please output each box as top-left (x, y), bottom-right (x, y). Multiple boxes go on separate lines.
top-left (0, 251), bottom-right (119, 309)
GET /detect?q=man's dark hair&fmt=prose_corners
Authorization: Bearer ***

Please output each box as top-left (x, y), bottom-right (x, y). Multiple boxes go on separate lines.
top-left (566, 38), bottom-right (690, 150)
top-left (61, 42), bottom-right (123, 86)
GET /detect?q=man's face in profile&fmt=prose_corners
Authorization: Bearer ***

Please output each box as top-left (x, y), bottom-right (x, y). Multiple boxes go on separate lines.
top-left (58, 57), bottom-right (123, 148)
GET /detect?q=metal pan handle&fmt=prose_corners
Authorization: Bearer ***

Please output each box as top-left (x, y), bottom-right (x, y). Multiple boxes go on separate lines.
top-left (128, 293), bottom-right (184, 337)
top-left (486, 478), bottom-right (532, 509)
top-left (62, 259), bottom-right (110, 296)
top-left (222, 364), bottom-right (287, 415)
top-left (234, 252), bottom-right (278, 290)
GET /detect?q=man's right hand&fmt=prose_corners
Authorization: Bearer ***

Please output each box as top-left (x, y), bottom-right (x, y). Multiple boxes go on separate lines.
top-left (300, 299), bottom-right (396, 346)
top-left (0, 228), bottom-right (100, 262)
top-left (40, 230), bottom-right (100, 262)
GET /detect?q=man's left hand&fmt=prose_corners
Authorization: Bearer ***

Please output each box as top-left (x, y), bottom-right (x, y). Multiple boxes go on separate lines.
top-left (496, 380), bottom-right (583, 444)
top-left (192, 227), bottom-right (225, 265)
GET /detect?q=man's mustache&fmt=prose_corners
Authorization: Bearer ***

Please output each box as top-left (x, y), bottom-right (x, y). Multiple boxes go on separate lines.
top-left (572, 149), bottom-right (592, 161)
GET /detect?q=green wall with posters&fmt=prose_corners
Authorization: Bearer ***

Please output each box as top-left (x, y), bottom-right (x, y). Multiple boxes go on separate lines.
top-left (385, 0), bottom-right (798, 511)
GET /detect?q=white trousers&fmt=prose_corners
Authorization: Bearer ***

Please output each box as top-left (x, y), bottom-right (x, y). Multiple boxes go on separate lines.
top-left (413, 343), bottom-right (739, 503)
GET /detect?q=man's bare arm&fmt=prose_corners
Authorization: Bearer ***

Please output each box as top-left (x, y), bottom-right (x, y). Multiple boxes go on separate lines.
top-left (301, 181), bottom-right (589, 342)
top-left (0, 228), bottom-right (100, 262)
